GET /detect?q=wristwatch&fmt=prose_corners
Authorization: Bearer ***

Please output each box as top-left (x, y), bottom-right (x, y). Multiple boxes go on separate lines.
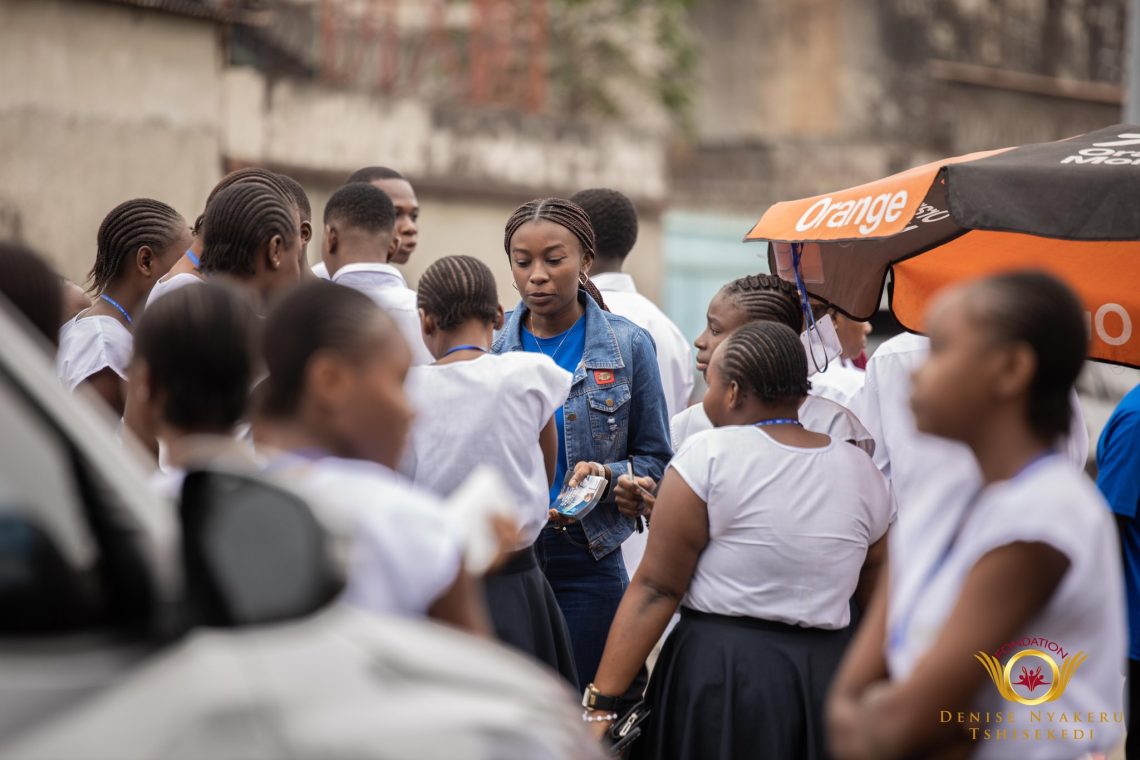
top-left (582, 683), bottom-right (621, 712)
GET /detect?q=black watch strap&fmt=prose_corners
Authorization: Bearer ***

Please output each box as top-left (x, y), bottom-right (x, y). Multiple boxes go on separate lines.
top-left (582, 683), bottom-right (621, 712)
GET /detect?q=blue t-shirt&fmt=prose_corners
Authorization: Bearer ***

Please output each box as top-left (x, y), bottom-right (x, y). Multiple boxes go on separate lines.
top-left (523, 315), bottom-right (586, 504)
top-left (1096, 384), bottom-right (1140, 660)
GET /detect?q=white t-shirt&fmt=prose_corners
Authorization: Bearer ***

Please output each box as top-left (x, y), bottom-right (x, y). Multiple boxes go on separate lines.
top-left (267, 454), bottom-right (463, 618)
top-left (809, 357), bottom-right (866, 407)
top-left (669, 395), bottom-right (875, 456)
top-left (400, 353), bottom-right (573, 550)
top-left (885, 457), bottom-right (1126, 758)
top-left (669, 426), bottom-right (890, 627)
top-left (331, 263), bottom-right (433, 366)
top-left (145, 272), bottom-right (203, 309)
top-left (56, 315), bottom-right (133, 392)
top-left (592, 272), bottom-right (694, 418)
top-left (311, 260), bottom-right (329, 279)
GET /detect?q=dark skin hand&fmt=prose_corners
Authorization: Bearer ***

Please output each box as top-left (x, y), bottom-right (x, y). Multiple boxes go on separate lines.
top-left (428, 569), bottom-right (494, 637)
top-left (826, 541), bottom-right (1069, 760)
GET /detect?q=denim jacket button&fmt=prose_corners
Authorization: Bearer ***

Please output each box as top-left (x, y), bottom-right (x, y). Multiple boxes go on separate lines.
top-left (605, 398), bottom-right (614, 407)
top-left (567, 413), bottom-right (578, 421)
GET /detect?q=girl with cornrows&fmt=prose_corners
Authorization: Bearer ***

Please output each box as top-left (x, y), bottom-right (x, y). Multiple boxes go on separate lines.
top-left (401, 254), bottom-right (577, 683)
top-left (587, 322), bottom-right (891, 760)
top-left (147, 167), bottom-right (306, 307)
top-left (57, 198), bottom-right (191, 414)
top-left (492, 198), bottom-right (673, 692)
top-left (668, 273), bottom-right (874, 453)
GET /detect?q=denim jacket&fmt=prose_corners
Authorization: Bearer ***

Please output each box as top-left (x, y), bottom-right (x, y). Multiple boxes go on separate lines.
top-left (493, 291), bottom-right (674, 560)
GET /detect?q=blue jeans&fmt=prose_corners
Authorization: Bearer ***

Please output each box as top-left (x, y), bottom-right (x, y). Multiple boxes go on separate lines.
top-left (536, 523), bottom-right (629, 691)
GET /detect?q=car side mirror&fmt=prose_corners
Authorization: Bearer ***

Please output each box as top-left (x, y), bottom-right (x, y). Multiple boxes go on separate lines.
top-left (179, 469), bottom-right (343, 627)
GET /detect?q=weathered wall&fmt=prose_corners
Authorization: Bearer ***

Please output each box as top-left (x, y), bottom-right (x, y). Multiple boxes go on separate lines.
top-left (224, 69), bottom-right (669, 303)
top-left (0, 0), bottom-right (223, 282)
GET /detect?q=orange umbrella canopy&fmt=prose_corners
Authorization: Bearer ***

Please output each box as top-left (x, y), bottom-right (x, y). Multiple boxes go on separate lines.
top-left (746, 125), bottom-right (1140, 367)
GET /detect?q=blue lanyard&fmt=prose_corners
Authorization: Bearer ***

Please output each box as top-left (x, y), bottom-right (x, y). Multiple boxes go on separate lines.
top-left (442, 344), bottom-right (488, 358)
top-left (754, 418), bottom-right (802, 428)
top-left (185, 249), bottom-right (200, 268)
top-left (100, 294), bottom-right (133, 325)
top-left (887, 450), bottom-right (1059, 651)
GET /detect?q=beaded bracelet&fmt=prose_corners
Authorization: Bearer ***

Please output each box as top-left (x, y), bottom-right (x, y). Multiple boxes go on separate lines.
top-left (581, 710), bottom-right (618, 723)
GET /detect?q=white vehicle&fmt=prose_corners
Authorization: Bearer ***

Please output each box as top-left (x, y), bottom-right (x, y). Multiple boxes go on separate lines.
top-left (0, 300), bottom-right (602, 760)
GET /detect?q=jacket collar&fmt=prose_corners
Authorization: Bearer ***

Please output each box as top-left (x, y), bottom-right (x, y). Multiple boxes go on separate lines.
top-left (495, 291), bottom-right (625, 374)
top-left (591, 272), bottom-right (637, 294)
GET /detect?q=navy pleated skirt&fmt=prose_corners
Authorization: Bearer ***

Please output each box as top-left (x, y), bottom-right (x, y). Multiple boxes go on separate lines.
top-left (484, 546), bottom-right (578, 686)
top-left (630, 607), bottom-right (851, 760)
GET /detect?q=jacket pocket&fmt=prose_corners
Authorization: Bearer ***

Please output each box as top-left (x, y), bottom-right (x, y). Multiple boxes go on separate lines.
top-left (587, 384), bottom-right (631, 455)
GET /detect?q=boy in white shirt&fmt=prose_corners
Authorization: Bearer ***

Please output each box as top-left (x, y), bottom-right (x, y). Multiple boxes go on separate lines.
top-left (321, 182), bottom-right (434, 366)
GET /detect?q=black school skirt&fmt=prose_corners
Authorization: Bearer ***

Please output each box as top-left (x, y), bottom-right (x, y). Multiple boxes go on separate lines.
top-left (630, 607), bottom-right (851, 760)
top-left (484, 545), bottom-right (578, 686)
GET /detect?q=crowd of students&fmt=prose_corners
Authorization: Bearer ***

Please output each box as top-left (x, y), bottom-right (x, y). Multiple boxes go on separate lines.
top-left (0, 162), bottom-right (1136, 760)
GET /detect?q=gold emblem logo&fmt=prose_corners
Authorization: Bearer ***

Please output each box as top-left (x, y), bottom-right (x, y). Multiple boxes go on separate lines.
top-left (975, 649), bottom-right (1086, 706)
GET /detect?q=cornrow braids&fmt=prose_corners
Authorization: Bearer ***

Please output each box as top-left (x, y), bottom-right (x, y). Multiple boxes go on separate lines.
top-left (717, 321), bottom-right (810, 404)
top-left (89, 198), bottom-right (185, 293)
top-left (417, 255), bottom-right (499, 331)
top-left (200, 182), bottom-right (298, 278)
top-left (276, 173), bottom-right (312, 222)
top-left (193, 167), bottom-right (296, 234)
top-left (722, 273), bottom-right (804, 333)
top-left (503, 198), bottom-right (609, 311)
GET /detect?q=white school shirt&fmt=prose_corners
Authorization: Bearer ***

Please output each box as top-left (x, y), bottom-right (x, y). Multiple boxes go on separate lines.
top-left (331, 263), bottom-right (434, 366)
top-left (400, 353), bottom-right (573, 550)
top-left (56, 315), bottom-right (133, 392)
top-left (885, 457), bottom-right (1126, 758)
top-left (145, 272), bottom-right (202, 309)
top-left (809, 357), bottom-right (866, 407)
top-left (669, 426), bottom-right (890, 627)
top-left (592, 272), bottom-right (695, 417)
top-left (669, 395), bottom-right (876, 456)
top-left (311, 260), bottom-right (329, 279)
top-left (267, 454), bottom-right (464, 618)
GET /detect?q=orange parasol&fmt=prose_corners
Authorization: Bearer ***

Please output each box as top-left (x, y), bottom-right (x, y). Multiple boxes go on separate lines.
top-left (745, 124), bottom-right (1140, 367)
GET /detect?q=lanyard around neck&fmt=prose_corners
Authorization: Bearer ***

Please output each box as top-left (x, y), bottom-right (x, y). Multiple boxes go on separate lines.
top-left (100, 293), bottom-right (133, 325)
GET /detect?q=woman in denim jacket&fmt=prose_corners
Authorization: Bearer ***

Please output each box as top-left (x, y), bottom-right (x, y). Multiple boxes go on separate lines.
top-left (493, 198), bottom-right (673, 691)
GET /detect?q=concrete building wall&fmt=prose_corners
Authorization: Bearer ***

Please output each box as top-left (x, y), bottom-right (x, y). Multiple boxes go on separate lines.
top-left (0, 0), bottom-right (224, 282)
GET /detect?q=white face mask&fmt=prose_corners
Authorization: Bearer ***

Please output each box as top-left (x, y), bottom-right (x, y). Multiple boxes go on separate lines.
top-left (801, 314), bottom-right (843, 377)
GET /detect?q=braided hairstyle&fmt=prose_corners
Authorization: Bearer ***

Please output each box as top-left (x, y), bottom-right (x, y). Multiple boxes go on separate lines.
top-left (717, 321), bottom-right (810, 405)
top-left (569, 188), bottom-right (638, 262)
top-left (503, 198), bottom-right (609, 311)
top-left (200, 182), bottom-right (298, 277)
top-left (722, 273), bottom-right (804, 333)
top-left (417, 255), bottom-right (498, 331)
top-left (89, 198), bottom-right (185, 293)
top-left (276, 173), bottom-right (312, 222)
top-left (193, 168), bottom-right (296, 234)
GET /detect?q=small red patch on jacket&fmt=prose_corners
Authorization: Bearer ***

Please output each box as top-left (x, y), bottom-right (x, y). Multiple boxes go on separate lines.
top-left (594, 370), bottom-right (615, 385)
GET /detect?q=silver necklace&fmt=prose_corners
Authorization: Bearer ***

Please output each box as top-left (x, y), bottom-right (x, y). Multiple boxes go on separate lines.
top-left (528, 314), bottom-right (573, 361)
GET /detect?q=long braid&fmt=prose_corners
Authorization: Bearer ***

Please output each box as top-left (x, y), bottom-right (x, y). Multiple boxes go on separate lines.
top-left (200, 183), bottom-right (298, 277)
top-left (722, 273), bottom-right (803, 332)
top-left (193, 167), bottom-right (297, 235)
top-left (717, 321), bottom-right (810, 403)
top-left (503, 198), bottom-right (610, 312)
top-left (90, 198), bottom-right (185, 293)
top-left (417, 255), bottom-right (499, 331)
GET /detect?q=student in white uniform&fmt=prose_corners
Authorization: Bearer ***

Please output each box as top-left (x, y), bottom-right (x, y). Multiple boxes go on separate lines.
top-left (128, 281), bottom-right (260, 500)
top-left (345, 165), bottom-right (422, 266)
top-left (58, 198), bottom-right (191, 415)
top-left (570, 189), bottom-right (694, 418)
top-left (828, 272), bottom-right (1125, 760)
top-left (147, 168), bottom-right (306, 308)
top-left (253, 280), bottom-right (489, 633)
top-left (401, 255), bottom-right (577, 681)
top-left (321, 182), bottom-right (434, 366)
top-left (587, 322), bottom-right (890, 759)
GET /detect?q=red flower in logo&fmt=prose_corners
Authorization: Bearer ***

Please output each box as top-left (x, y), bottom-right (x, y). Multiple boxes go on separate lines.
top-left (1013, 665), bottom-right (1050, 693)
